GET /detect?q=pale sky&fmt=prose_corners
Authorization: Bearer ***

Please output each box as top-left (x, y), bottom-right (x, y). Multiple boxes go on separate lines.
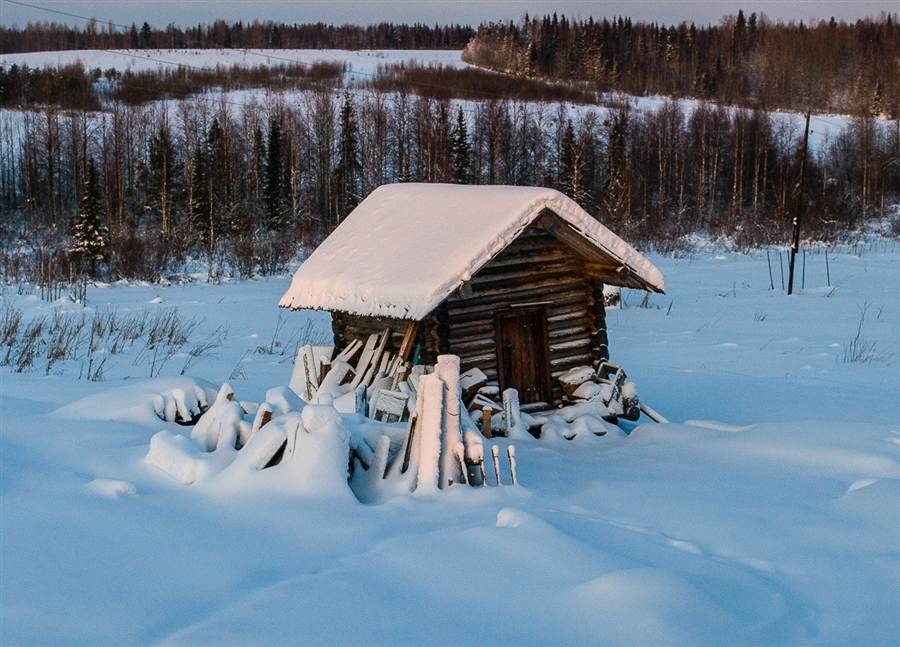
top-left (0, 0), bottom-right (895, 31)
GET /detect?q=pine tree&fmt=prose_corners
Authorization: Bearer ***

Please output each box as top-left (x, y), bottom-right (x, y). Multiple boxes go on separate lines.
top-left (70, 158), bottom-right (108, 276)
top-left (188, 140), bottom-right (213, 250)
top-left (450, 107), bottom-right (472, 184)
top-left (334, 93), bottom-right (362, 222)
top-left (558, 120), bottom-right (578, 196)
top-left (604, 107), bottom-right (631, 225)
top-left (263, 116), bottom-right (288, 231)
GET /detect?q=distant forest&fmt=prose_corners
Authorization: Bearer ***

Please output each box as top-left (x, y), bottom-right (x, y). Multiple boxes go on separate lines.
top-left (0, 14), bottom-right (898, 290)
top-left (2, 13), bottom-right (896, 115)
top-left (0, 20), bottom-right (475, 52)
top-left (463, 12), bottom-right (898, 117)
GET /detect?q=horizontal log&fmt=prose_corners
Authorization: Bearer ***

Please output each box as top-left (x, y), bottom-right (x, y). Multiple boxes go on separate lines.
top-left (448, 337), bottom-right (495, 354)
top-left (550, 338), bottom-right (593, 352)
top-left (550, 352), bottom-right (594, 368)
top-left (474, 251), bottom-right (572, 274)
top-left (467, 260), bottom-right (582, 288)
top-left (446, 282), bottom-right (587, 311)
top-left (455, 351), bottom-right (497, 367)
top-left (445, 320), bottom-right (495, 338)
top-left (547, 307), bottom-right (592, 324)
top-left (547, 321), bottom-right (591, 338)
top-left (446, 293), bottom-right (587, 323)
top-left (466, 271), bottom-right (587, 296)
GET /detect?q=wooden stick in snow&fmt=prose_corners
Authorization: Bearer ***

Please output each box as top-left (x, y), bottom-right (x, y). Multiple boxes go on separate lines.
top-left (482, 407), bottom-right (493, 438)
top-left (639, 402), bottom-right (669, 423)
top-left (400, 410), bottom-right (419, 473)
top-left (453, 446), bottom-right (468, 486)
top-left (491, 445), bottom-right (501, 486)
top-left (507, 445), bottom-right (517, 485)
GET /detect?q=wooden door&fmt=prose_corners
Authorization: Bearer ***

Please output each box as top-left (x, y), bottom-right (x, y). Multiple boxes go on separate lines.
top-left (495, 308), bottom-right (551, 405)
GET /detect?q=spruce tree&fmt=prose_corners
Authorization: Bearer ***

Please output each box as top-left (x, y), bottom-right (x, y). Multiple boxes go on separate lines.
top-left (450, 107), bottom-right (472, 184)
top-left (188, 140), bottom-right (213, 250)
top-left (70, 158), bottom-right (108, 276)
top-left (334, 93), bottom-right (362, 222)
top-left (263, 116), bottom-right (287, 231)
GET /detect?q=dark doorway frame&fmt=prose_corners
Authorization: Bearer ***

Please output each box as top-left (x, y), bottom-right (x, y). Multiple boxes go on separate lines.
top-left (494, 306), bottom-right (552, 405)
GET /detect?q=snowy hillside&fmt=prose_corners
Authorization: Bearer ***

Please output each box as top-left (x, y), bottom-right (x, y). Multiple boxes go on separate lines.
top-left (1, 241), bottom-right (897, 645)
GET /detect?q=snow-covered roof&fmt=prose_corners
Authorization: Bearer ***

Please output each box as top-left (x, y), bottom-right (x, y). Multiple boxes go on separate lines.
top-left (280, 183), bottom-right (665, 320)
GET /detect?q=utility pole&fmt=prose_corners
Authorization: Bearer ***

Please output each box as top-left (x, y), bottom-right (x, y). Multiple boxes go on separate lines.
top-left (787, 111), bottom-right (810, 295)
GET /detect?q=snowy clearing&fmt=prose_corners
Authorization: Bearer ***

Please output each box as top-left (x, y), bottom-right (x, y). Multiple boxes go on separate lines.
top-left (1, 241), bottom-right (898, 645)
top-left (0, 47), bottom-right (469, 78)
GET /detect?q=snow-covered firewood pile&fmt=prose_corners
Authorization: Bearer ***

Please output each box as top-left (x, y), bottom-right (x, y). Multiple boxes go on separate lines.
top-left (141, 337), bottom-right (521, 500)
top-left (140, 326), bottom-right (654, 501)
top-left (146, 330), bottom-right (660, 502)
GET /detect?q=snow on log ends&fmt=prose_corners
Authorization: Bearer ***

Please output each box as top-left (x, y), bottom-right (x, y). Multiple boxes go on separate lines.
top-left (279, 184), bottom-right (664, 319)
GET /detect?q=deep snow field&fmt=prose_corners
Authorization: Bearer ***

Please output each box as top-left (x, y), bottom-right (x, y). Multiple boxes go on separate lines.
top-left (1, 240), bottom-right (898, 646)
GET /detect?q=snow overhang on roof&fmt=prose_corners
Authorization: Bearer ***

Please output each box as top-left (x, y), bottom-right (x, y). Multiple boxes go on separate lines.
top-left (279, 183), bottom-right (665, 320)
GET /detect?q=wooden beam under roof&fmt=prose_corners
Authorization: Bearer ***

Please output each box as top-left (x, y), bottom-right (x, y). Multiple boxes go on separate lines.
top-left (536, 210), bottom-right (663, 293)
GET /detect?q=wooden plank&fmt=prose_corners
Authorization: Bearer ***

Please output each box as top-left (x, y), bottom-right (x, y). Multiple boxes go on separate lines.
top-left (349, 333), bottom-right (380, 389)
top-left (334, 338), bottom-right (363, 364)
top-left (358, 328), bottom-right (390, 388)
top-left (390, 362), bottom-right (409, 391)
top-left (398, 320), bottom-right (419, 362)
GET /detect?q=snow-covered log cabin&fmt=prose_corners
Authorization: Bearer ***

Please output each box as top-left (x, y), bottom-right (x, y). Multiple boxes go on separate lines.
top-left (280, 184), bottom-right (664, 409)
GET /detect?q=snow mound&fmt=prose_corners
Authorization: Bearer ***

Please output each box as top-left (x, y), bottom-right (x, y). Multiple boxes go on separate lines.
top-left (87, 478), bottom-right (137, 498)
top-left (54, 376), bottom-right (220, 425)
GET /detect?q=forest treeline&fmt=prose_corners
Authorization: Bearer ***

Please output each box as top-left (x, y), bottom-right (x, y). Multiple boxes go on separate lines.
top-left (463, 12), bottom-right (899, 117)
top-left (0, 20), bottom-right (475, 52)
top-left (0, 60), bottom-right (602, 111)
top-left (0, 60), bottom-right (345, 110)
top-left (3, 13), bottom-right (897, 116)
top-left (1, 87), bottom-right (897, 287)
top-left (0, 11), bottom-right (898, 288)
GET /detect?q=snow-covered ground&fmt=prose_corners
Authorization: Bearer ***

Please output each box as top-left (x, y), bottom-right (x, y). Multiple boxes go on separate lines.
top-left (1, 239), bottom-right (897, 645)
top-left (0, 48), bottom-right (469, 79)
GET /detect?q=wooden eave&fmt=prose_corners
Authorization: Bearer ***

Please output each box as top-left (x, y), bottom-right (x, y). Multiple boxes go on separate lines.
top-left (536, 211), bottom-right (665, 293)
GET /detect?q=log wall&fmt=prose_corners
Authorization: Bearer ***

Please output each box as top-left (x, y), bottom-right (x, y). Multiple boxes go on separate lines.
top-left (431, 223), bottom-right (609, 405)
top-left (331, 221), bottom-right (611, 406)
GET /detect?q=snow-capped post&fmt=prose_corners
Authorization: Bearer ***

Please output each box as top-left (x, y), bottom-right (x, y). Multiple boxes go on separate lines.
top-left (507, 445), bottom-right (517, 485)
top-left (491, 445), bottom-right (501, 486)
top-left (302, 345), bottom-right (318, 398)
top-left (502, 388), bottom-right (528, 438)
top-left (416, 372), bottom-right (445, 491)
top-left (240, 402), bottom-right (272, 449)
top-left (436, 354), bottom-right (466, 486)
